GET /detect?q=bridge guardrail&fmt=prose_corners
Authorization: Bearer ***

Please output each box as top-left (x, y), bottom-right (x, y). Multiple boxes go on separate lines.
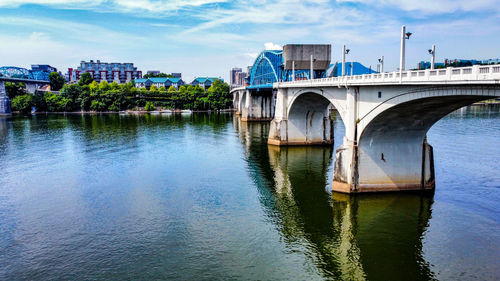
top-left (275, 64), bottom-right (500, 88)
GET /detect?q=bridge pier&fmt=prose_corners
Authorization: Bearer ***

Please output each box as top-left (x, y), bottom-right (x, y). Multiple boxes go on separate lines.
top-left (0, 81), bottom-right (12, 115)
top-left (240, 89), bottom-right (274, 122)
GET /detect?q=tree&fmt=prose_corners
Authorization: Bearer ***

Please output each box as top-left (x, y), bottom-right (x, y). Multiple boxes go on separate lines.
top-left (168, 85), bottom-right (177, 92)
top-left (144, 101), bottom-right (156, 111)
top-left (207, 79), bottom-right (230, 110)
top-left (5, 82), bottom-right (26, 99)
top-left (60, 84), bottom-right (82, 104)
top-left (49, 72), bottom-right (65, 91)
top-left (99, 80), bottom-right (111, 91)
top-left (78, 72), bottom-right (94, 86)
top-left (11, 94), bottom-right (33, 114)
top-left (159, 86), bottom-right (167, 92)
top-left (150, 85), bottom-right (158, 91)
top-left (143, 72), bottom-right (173, 78)
top-left (110, 81), bottom-right (120, 90)
top-left (89, 81), bottom-right (99, 93)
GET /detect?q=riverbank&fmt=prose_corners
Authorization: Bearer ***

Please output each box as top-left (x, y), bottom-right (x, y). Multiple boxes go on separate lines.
top-left (6, 108), bottom-right (236, 115)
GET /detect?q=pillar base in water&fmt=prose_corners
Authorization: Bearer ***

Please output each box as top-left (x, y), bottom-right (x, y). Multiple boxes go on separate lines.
top-left (0, 95), bottom-right (12, 115)
top-left (332, 181), bottom-right (435, 193)
top-left (241, 117), bottom-right (273, 122)
top-left (332, 142), bottom-right (436, 193)
top-left (268, 138), bottom-right (333, 146)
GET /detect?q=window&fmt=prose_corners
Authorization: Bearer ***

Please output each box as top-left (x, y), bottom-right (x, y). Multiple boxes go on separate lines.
top-left (378, 91), bottom-right (382, 98)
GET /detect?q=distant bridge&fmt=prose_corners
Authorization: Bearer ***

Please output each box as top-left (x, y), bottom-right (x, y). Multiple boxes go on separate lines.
top-left (233, 63), bottom-right (500, 193)
top-left (0, 77), bottom-right (50, 115)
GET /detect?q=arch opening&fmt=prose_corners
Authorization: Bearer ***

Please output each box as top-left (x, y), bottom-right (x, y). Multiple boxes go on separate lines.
top-left (286, 92), bottom-right (336, 145)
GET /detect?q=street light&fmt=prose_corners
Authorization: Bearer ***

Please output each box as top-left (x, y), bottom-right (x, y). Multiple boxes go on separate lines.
top-left (428, 45), bottom-right (436, 69)
top-left (342, 45), bottom-right (350, 76)
top-left (400, 25), bottom-right (412, 72)
top-left (378, 56), bottom-right (384, 73)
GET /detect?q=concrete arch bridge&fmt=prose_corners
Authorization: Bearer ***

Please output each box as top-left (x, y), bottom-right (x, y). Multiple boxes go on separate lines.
top-left (232, 64), bottom-right (500, 193)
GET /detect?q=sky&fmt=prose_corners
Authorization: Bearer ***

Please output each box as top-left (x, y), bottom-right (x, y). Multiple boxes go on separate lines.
top-left (0, 0), bottom-right (499, 82)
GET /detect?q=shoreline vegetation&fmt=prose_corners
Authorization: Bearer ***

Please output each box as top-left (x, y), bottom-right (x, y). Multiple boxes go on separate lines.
top-left (6, 72), bottom-right (233, 115)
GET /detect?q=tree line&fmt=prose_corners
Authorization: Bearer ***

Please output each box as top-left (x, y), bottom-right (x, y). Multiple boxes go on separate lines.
top-left (7, 72), bottom-right (232, 114)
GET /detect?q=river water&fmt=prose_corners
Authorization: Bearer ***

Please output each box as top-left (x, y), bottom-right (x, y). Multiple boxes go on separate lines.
top-left (0, 106), bottom-right (498, 280)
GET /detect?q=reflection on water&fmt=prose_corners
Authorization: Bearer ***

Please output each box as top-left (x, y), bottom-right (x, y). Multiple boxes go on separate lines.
top-left (0, 108), bottom-right (498, 280)
top-left (237, 118), bottom-right (436, 280)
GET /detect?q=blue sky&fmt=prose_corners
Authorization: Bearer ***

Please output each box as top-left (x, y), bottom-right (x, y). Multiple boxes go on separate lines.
top-left (0, 0), bottom-right (499, 82)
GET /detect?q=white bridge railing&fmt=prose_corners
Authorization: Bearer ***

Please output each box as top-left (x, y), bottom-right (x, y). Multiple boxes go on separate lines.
top-left (276, 64), bottom-right (500, 88)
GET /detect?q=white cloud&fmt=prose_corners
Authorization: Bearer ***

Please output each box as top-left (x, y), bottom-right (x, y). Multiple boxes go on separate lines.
top-left (337, 0), bottom-right (500, 13)
top-left (264, 42), bottom-right (281, 50)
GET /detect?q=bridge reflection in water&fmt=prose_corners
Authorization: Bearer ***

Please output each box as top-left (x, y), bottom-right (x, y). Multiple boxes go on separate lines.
top-left (234, 117), bottom-right (436, 280)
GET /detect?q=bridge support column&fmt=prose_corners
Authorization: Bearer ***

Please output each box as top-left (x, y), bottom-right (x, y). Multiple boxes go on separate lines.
top-left (0, 81), bottom-right (12, 115)
top-left (241, 89), bottom-right (274, 122)
top-left (268, 88), bottom-right (333, 145)
top-left (233, 90), bottom-right (242, 115)
top-left (332, 138), bottom-right (435, 193)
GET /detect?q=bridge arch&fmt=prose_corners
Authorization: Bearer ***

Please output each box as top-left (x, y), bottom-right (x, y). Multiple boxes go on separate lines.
top-left (287, 88), bottom-right (347, 125)
top-left (0, 67), bottom-right (33, 80)
top-left (286, 90), bottom-right (337, 145)
top-left (249, 50), bottom-right (282, 88)
top-left (355, 86), bottom-right (500, 191)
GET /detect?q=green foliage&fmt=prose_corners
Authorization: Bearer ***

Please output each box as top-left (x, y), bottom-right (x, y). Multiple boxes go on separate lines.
top-left (99, 81), bottom-right (111, 91)
top-left (144, 101), bottom-right (156, 111)
top-left (5, 82), bottom-right (26, 99)
top-left (143, 73), bottom-right (174, 78)
top-left (11, 94), bottom-right (33, 114)
top-left (44, 92), bottom-right (73, 112)
top-left (159, 86), bottom-right (167, 92)
top-left (78, 72), bottom-right (94, 86)
top-left (150, 85), bottom-right (158, 91)
top-left (28, 78), bottom-right (230, 113)
top-left (207, 79), bottom-right (231, 110)
top-left (49, 72), bottom-right (65, 91)
top-left (110, 81), bottom-right (120, 90)
top-left (60, 84), bottom-right (81, 103)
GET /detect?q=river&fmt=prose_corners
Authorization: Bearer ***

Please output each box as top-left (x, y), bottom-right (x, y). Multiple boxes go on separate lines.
top-left (0, 106), bottom-right (499, 280)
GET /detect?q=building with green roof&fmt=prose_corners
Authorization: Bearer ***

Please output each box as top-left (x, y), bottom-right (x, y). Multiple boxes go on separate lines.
top-left (135, 77), bottom-right (185, 90)
top-left (190, 77), bottom-right (224, 90)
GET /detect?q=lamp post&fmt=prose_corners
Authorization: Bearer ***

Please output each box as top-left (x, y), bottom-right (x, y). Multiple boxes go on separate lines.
top-left (428, 45), bottom-right (436, 70)
top-left (400, 25), bottom-right (412, 71)
top-left (342, 45), bottom-right (350, 77)
top-left (378, 56), bottom-right (384, 73)
top-left (310, 55), bottom-right (313, 80)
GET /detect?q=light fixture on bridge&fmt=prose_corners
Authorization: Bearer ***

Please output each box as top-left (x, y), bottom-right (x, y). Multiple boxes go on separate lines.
top-left (428, 44), bottom-right (436, 70)
top-left (378, 56), bottom-right (384, 73)
top-left (342, 45), bottom-right (350, 77)
top-left (400, 25), bottom-right (412, 73)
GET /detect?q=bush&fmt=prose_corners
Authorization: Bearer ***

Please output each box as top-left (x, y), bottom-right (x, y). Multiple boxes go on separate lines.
top-left (144, 101), bottom-right (156, 111)
top-left (44, 92), bottom-right (73, 112)
top-left (11, 94), bottom-right (33, 114)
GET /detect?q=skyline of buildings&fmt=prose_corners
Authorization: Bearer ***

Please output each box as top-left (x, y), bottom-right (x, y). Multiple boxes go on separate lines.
top-left (67, 60), bottom-right (142, 84)
top-left (230, 68), bottom-right (247, 88)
